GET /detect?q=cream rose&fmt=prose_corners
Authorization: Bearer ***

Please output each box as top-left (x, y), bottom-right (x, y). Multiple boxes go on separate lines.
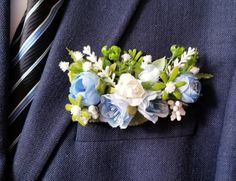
top-left (115, 73), bottom-right (145, 106)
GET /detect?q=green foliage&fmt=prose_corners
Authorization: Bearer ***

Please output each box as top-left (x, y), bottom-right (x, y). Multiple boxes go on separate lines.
top-left (109, 63), bottom-right (117, 72)
top-left (175, 81), bottom-right (186, 87)
top-left (66, 48), bottom-right (83, 62)
top-left (160, 71), bottom-right (168, 83)
top-left (141, 81), bottom-right (153, 89)
top-left (68, 95), bottom-right (76, 104)
top-left (162, 91), bottom-right (169, 101)
top-left (170, 45), bottom-right (185, 58)
top-left (196, 73), bottom-right (214, 79)
top-left (65, 104), bottom-right (72, 111)
top-left (134, 51), bottom-right (143, 61)
top-left (173, 89), bottom-right (181, 99)
top-left (134, 62), bottom-right (143, 78)
top-left (68, 61), bottom-right (83, 82)
top-left (75, 94), bottom-right (83, 105)
top-left (182, 49), bottom-right (198, 72)
top-left (151, 82), bottom-right (166, 91)
top-left (101, 45), bottom-right (121, 62)
top-left (96, 78), bottom-right (107, 94)
top-left (110, 48), bottom-right (144, 78)
top-left (169, 66), bottom-right (179, 82)
top-left (128, 49), bottom-right (143, 62)
top-left (152, 57), bottom-right (167, 71)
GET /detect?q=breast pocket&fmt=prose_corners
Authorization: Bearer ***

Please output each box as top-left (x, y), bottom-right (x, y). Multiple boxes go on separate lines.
top-left (75, 110), bottom-right (198, 142)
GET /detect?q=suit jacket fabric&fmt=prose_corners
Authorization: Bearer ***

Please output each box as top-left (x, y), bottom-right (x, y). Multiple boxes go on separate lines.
top-left (0, 0), bottom-right (9, 179)
top-left (0, 0), bottom-right (235, 180)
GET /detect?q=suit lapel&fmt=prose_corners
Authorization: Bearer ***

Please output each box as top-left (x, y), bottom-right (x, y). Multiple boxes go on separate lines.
top-left (13, 0), bottom-right (141, 180)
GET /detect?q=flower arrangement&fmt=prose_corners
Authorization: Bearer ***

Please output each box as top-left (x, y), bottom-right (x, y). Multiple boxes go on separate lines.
top-left (59, 45), bottom-right (213, 129)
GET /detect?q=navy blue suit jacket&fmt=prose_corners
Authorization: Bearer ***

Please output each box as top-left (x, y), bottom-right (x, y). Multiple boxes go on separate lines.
top-left (0, 0), bottom-right (236, 180)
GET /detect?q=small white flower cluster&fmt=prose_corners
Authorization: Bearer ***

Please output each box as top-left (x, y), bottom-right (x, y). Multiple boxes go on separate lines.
top-left (141, 55), bottom-right (152, 69)
top-left (173, 47), bottom-right (196, 67)
top-left (97, 64), bottom-right (116, 82)
top-left (73, 51), bottom-right (84, 61)
top-left (165, 82), bottom-right (176, 94)
top-left (88, 105), bottom-right (99, 119)
top-left (190, 66), bottom-right (200, 75)
top-left (121, 53), bottom-right (131, 62)
top-left (168, 100), bottom-right (186, 121)
top-left (83, 45), bottom-right (97, 63)
top-left (82, 62), bottom-right (92, 71)
top-left (59, 61), bottom-right (69, 72)
top-left (70, 105), bottom-right (99, 124)
top-left (71, 105), bottom-right (81, 116)
top-left (83, 45), bottom-right (116, 86)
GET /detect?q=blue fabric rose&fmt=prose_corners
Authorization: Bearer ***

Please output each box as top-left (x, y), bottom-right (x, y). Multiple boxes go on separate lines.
top-left (175, 73), bottom-right (201, 103)
top-left (138, 92), bottom-right (169, 123)
top-left (99, 94), bottom-right (134, 129)
top-left (69, 72), bottom-right (100, 106)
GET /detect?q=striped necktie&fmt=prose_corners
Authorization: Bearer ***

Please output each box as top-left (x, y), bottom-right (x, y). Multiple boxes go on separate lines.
top-left (8, 0), bottom-right (65, 152)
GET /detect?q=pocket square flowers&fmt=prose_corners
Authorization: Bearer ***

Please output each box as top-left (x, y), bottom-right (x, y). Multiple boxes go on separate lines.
top-left (59, 45), bottom-right (213, 129)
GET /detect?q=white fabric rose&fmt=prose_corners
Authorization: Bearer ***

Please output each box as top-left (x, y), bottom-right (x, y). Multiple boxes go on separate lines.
top-left (115, 73), bottom-right (145, 106)
top-left (139, 64), bottom-right (160, 83)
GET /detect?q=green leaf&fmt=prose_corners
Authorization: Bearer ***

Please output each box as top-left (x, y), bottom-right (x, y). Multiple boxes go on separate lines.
top-left (169, 66), bottom-right (179, 82)
top-left (110, 63), bottom-right (116, 72)
top-left (160, 71), bottom-right (168, 83)
top-left (170, 45), bottom-right (185, 57)
top-left (102, 58), bottom-right (112, 68)
top-left (72, 115), bottom-right (77, 122)
top-left (68, 95), bottom-right (76, 104)
top-left (81, 109), bottom-right (90, 119)
top-left (65, 104), bottom-right (72, 111)
top-left (69, 62), bottom-right (83, 73)
top-left (108, 46), bottom-right (121, 61)
top-left (152, 57), bottom-right (167, 71)
top-left (128, 49), bottom-right (136, 58)
top-left (134, 63), bottom-right (143, 78)
top-left (107, 87), bottom-right (116, 94)
top-left (152, 82), bottom-right (166, 91)
top-left (137, 56), bottom-right (144, 63)
top-left (101, 46), bottom-right (109, 57)
top-left (68, 71), bottom-right (77, 82)
top-left (175, 81), bottom-right (186, 87)
top-left (196, 73), bottom-right (214, 79)
top-left (75, 94), bottom-right (83, 105)
top-left (134, 51), bottom-right (143, 61)
top-left (142, 81), bottom-right (153, 90)
top-left (96, 78), bottom-right (107, 94)
top-left (173, 89), bottom-right (181, 99)
top-left (162, 91), bottom-right (169, 101)
top-left (77, 117), bottom-right (87, 126)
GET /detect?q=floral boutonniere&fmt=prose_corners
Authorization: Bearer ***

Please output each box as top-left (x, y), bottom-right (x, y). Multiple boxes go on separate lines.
top-left (59, 45), bottom-right (213, 129)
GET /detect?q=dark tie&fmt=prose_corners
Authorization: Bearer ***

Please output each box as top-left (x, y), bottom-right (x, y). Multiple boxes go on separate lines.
top-left (8, 0), bottom-right (65, 152)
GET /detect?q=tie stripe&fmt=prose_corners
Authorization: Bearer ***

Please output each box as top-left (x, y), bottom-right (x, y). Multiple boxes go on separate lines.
top-left (12, 0), bottom-right (64, 66)
top-left (8, 82), bottom-right (39, 125)
top-left (10, 44), bottom-right (52, 93)
top-left (8, 134), bottom-right (21, 152)
top-left (11, 0), bottom-right (45, 47)
top-left (8, 0), bottom-right (64, 152)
